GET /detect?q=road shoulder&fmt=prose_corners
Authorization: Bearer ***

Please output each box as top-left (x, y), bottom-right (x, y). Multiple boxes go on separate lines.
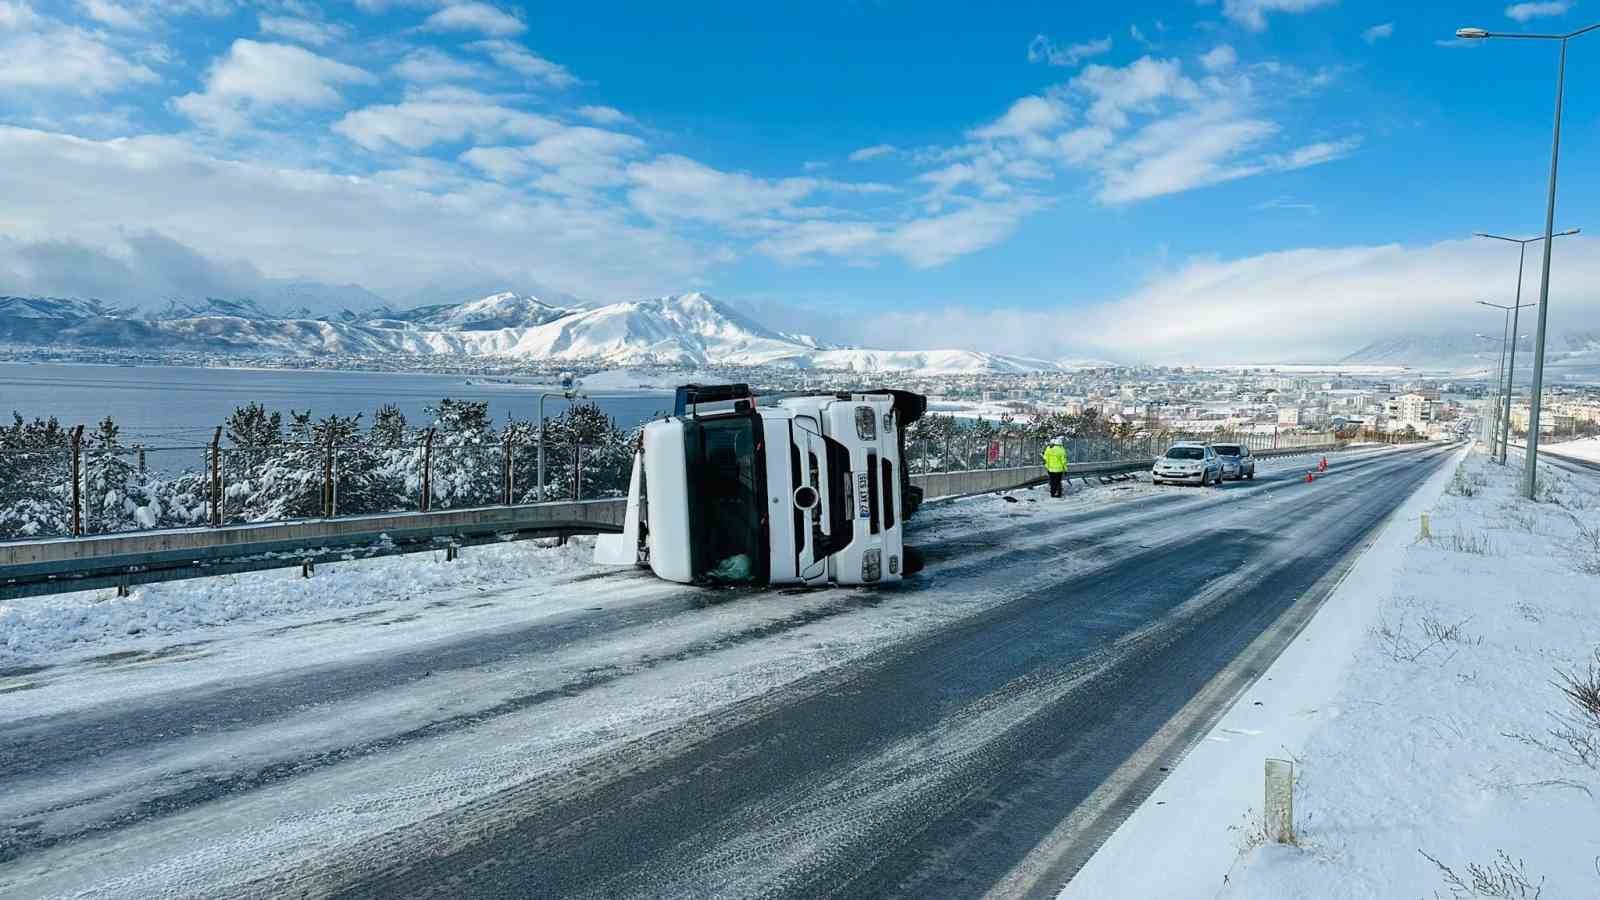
top-left (1057, 443), bottom-right (1469, 900)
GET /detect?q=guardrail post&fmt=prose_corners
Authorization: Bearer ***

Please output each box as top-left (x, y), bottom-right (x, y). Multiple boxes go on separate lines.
top-left (209, 426), bottom-right (222, 528)
top-left (70, 424), bottom-right (84, 537)
top-left (421, 428), bottom-right (435, 513)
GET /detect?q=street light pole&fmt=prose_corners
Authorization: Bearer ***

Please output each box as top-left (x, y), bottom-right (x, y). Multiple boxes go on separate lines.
top-left (1458, 22), bottom-right (1600, 497)
top-left (1474, 296), bottom-right (1539, 461)
top-left (1473, 328), bottom-right (1509, 458)
top-left (1475, 230), bottom-right (1574, 463)
top-left (537, 372), bottom-right (585, 502)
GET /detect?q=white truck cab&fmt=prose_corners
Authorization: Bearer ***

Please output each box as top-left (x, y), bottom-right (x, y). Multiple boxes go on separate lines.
top-left (597, 384), bottom-right (926, 586)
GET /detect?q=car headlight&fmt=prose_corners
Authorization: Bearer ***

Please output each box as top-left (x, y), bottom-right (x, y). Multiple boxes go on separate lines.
top-left (856, 406), bottom-right (877, 440)
top-left (862, 549), bottom-right (882, 582)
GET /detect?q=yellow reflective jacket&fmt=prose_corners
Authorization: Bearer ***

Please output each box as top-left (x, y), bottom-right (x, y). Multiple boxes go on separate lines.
top-left (1042, 444), bottom-right (1068, 473)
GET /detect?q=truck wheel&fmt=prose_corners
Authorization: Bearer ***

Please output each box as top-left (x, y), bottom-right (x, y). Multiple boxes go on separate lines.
top-left (902, 484), bottom-right (924, 520)
top-left (902, 544), bottom-right (926, 576)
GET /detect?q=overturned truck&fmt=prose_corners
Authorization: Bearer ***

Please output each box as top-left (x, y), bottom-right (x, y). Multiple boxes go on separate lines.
top-left (596, 383), bottom-right (927, 586)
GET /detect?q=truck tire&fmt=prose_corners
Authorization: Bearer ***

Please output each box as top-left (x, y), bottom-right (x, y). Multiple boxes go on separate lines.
top-left (902, 544), bottom-right (925, 576)
top-left (902, 484), bottom-right (924, 520)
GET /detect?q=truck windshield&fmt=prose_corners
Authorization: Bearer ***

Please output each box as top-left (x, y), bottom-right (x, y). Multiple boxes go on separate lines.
top-left (685, 415), bottom-right (767, 583)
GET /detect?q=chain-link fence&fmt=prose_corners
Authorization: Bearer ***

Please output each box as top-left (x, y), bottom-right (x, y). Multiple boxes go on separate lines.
top-left (3, 412), bottom-right (1352, 543)
top-left (0, 430), bottom-right (636, 542)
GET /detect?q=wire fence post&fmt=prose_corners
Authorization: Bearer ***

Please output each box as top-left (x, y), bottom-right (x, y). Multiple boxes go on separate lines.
top-left (421, 428), bottom-right (435, 513)
top-left (322, 443), bottom-right (334, 518)
top-left (502, 431), bottom-right (514, 505)
top-left (69, 424), bottom-right (84, 537)
top-left (208, 426), bottom-right (222, 528)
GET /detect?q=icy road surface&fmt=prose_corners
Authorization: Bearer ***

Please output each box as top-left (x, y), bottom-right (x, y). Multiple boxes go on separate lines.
top-left (0, 443), bottom-right (1457, 899)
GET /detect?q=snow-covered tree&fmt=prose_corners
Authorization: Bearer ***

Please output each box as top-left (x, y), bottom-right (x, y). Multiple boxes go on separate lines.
top-left (0, 413), bottom-right (71, 539)
top-left (423, 399), bottom-right (500, 508)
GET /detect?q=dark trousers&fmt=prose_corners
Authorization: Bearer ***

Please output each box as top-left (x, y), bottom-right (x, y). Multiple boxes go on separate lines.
top-left (1048, 471), bottom-right (1064, 497)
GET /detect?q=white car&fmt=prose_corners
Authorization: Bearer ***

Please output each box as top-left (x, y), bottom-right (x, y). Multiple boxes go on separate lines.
top-left (1211, 443), bottom-right (1256, 480)
top-left (1152, 443), bottom-right (1223, 486)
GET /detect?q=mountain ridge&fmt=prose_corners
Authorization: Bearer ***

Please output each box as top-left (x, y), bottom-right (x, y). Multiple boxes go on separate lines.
top-left (0, 291), bottom-right (1067, 374)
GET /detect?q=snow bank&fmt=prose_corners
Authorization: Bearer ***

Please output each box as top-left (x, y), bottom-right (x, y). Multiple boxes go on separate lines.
top-left (1063, 446), bottom-right (1600, 899)
top-left (0, 537), bottom-right (598, 663)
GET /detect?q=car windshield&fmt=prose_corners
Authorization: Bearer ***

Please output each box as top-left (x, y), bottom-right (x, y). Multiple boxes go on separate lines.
top-left (1165, 447), bottom-right (1204, 460)
top-left (1213, 445), bottom-right (1241, 456)
top-left (685, 415), bottom-right (766, 583)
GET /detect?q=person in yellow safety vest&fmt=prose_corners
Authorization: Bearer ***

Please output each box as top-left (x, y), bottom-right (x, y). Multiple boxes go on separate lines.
top-left (1042, 440), bottom-right (1069, 498)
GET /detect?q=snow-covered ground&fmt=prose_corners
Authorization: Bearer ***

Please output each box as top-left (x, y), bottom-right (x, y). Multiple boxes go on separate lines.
top-left (1063, 445), bottom-right (1600, 899)
top-left (1543, 435), bottom-right (1600, 465)
top-left (1, 446), bottom-right (1358, 668)
top-left (0, 538), bottom-right (601, 662)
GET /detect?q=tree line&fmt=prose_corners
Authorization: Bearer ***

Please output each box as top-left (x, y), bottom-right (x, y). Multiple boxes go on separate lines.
top-left (0, 400), bottom-right (636, 540)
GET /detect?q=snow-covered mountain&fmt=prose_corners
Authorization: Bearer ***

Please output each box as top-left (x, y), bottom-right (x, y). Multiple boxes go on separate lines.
top-left (0, 296), bottom-right (127, 319)
top-left (375, 292), bottom-right (570, 331)
top-left (0, 291), bottom-right (1066, 374)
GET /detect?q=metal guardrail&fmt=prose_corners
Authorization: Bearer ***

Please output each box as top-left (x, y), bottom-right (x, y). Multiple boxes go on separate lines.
top-left (0, 444), bottom-right (1348, 600)
top-left (0, 500), bottom-right (625, 600)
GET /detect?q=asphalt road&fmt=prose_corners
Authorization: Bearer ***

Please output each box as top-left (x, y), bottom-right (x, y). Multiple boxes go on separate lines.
top-left (0, 442), bottom-right (1459, 899)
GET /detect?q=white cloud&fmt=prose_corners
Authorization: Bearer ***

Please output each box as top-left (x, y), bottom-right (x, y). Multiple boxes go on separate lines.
top-left (0, 1), bottom-right (40, 29)
top-left (422, 2), bottom-right (525, 36)
top-left (848, 143), bottom-right (897, 162)
top-left (468, 39), bottom-right (577, 87)
top-left (1219, 0), bottom-right (1337, 32)
top-left (0, 5), bottom-right (158, 94)
top-left (956, 52), bottom-right (1357, 206)
top-left (1074, 56), bottom-right (1199, 129)
top-left (838, 236), bottom-right (1600, 363)
top-left (752, 199), bottom-right (1039, 269)
top-left (1078, 238), bottom-right (1600, 362)
top-left (1027, 34), bottom-right (1113, 67)
top-left (258, 15), bottom-right (348, 48)
top-left (176, 40), bottom-right (372, 131)
top-left (1506, 1), bottom-right (1573, 22)
top-left (333, 88), bottom-right (559, 151)
top-left (78, 0), bottom-right (141, 29)
top-left (971, 95), bottom-right (1069, 140)
top-left (1098, 107), bottom-right (1277, 203)
top-left (577, 104), bottom-right (630, 125)
top-left (626, 155), bottom-right (821, 225)
top-left (459, 126), bottom-right (645, 194)
top-left (391, 48), bottom-right (492, 82)
top-left (0, 125), bottom-right (707, 303)
top-left (1200, 44), bottom-right (1238, 72)
top-left (1362, 22), bottom-right (1394, 43)
top-left (885, 200), bottom-right (1040, 268)
top-left (1129, 24), bottom-right (1154, 49)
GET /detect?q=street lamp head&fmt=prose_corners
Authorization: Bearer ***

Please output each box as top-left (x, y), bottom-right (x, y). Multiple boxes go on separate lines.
top-left (1456, 27), bottom-right (1491, 39)
top-left (1559, 227), bottom-right (1581, 236)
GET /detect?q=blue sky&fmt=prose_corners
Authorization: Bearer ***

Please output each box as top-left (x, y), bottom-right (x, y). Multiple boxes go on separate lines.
top-left (3, 0), bottom-right (1600, 362)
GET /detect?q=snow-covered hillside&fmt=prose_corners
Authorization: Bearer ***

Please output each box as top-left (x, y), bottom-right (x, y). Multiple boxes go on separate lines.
top-left (0, 290), bottom-right (1066, 374)
top-left (1339, 332), bottom-right (1600, 380)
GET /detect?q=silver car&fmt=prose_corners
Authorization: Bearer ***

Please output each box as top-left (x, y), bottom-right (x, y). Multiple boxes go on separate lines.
top-left (1151, 443), bottom-right (1223, 486)
top-left (1212, 443), bottom-right (1256, 480)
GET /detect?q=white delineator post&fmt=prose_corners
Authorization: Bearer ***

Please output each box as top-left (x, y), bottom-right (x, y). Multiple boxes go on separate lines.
top-left (1264, 758), bottom-right (1295, 844)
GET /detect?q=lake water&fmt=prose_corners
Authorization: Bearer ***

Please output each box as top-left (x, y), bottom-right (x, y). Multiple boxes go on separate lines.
top-left (0, 363), bottom-right (673, 447)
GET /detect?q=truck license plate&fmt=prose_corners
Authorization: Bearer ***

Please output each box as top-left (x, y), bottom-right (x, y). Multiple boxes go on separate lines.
top-left (856, 472), bottom-right (870, 518)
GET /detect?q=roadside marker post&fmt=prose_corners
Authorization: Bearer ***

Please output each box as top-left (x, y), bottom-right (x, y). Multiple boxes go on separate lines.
top-left (1264, 758), bottom-right (1295, 844)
